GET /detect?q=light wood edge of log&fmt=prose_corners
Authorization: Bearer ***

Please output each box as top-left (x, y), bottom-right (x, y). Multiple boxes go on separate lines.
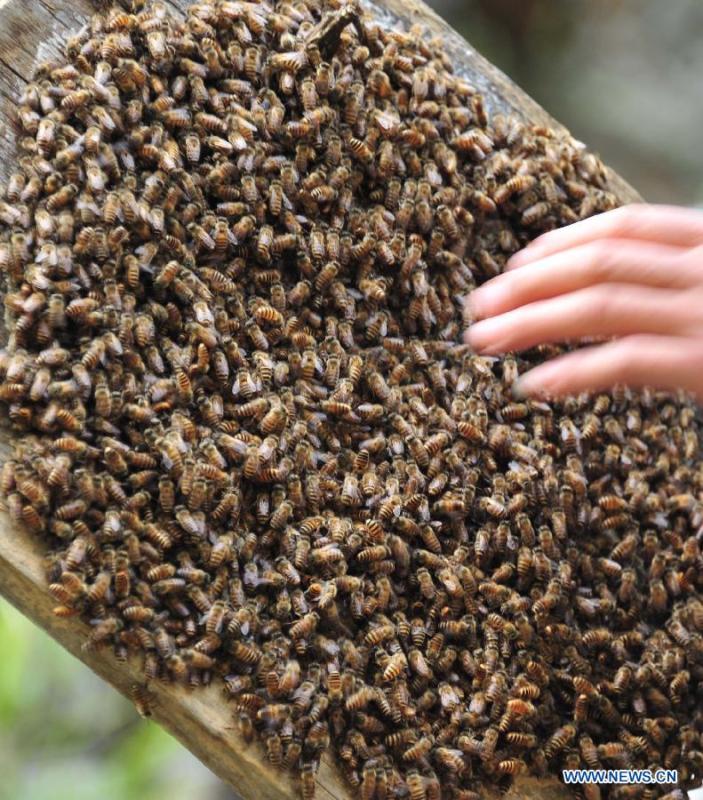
top-left (0, 0), bottom-right (640, 797)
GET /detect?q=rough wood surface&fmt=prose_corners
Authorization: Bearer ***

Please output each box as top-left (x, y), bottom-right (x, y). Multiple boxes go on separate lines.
top-left (0, 0), bottom-right (642, 798)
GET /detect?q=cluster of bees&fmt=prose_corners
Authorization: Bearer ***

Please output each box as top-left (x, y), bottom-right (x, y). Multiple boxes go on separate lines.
top-left (0, 0), bottom-right (699, 798)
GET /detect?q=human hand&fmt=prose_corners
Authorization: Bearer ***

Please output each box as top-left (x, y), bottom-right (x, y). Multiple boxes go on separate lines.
top-left (464, 204), bottom-right (703, 400)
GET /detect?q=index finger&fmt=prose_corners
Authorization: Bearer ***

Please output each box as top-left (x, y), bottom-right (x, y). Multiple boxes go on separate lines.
top-left (508, 204), bottom-right (703, 269)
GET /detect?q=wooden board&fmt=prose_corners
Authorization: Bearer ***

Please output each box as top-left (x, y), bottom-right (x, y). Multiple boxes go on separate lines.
top-left (0, 0), bottom-right (641, 798)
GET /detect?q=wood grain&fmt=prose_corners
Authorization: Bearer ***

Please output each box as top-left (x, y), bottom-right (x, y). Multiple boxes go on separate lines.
top-left (0, 0), bottom-right (640, 797)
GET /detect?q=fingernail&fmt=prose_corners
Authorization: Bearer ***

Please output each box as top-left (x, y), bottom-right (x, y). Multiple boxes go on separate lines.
top-left (512, 377), bottom-right (539, 398)
top-left (506, 249), bottom-right (534, 269)
top-left (510, 380), bottom-right (527, 400)
top-left (464, 319), bottom-right (500, 354)
top-left (508, 236), bottom-right (547, 267)
top-left (465, 290), bottom-right (481, 321)
top-left (514, 364), bottom-right (559, 397)
top-left (461, 295), bottom-right (474, 326)
top-left (513, 376), bottom-right (547, 398)
top-left (461, 330), bottom-right (475, 352)
top-left (467, 283), bottom-right (501, 319)
top-left (464, 320), bottom-right (485, 351)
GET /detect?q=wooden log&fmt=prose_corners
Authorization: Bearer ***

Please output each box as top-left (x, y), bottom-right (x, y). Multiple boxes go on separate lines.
top-left (0, 0), bottom-right (641, 798)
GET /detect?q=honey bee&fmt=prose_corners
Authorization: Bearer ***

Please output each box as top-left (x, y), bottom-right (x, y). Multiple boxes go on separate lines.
top-left (497, 759), bottom-right (526, 775)
top-left (131, 684), bottom-right (154, 718)
top-left (543, 724), bottom-right (576, 760)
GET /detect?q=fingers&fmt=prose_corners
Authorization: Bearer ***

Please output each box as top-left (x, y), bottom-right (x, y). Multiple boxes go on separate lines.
top-left (468, 240), bottom-right (692, 320)
top-left (465, 284), bottom-right (693, 354)
top-left (509, 204), bottom-right (703, 269)
top-left (514, 335), bottom-right (703, 398)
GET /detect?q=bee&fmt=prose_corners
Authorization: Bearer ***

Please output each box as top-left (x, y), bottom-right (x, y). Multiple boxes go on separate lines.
top-left (254, 304), bottom-right (283, 328)
top-left (648, 580), bottom-right (668, 614)
top-left (46, 185), bottom-right (77, 213)
top-left (405, 769), bottom-right (426, 800)
top-left (36, 117), bottom-right (57, 153)
top-left (543, 724), bottom-right (576, 759)
top-left (497, 759), bottom-right (526, 775)
top-left (290, 612), bottom-right (319, 641)
top-left (131, 684), bottom-right (154, 719)
top-left (300, 763), bottom-right (316, 800)
top-left (492, 175), bottom-right (537, 204)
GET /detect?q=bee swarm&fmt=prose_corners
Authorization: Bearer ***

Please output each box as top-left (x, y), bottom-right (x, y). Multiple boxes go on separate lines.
top-left (0, 0), bottom-right (701, 798)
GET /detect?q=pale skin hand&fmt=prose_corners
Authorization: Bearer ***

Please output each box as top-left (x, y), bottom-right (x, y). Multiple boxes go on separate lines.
top-left (463, 204), bottom-right (703, 400)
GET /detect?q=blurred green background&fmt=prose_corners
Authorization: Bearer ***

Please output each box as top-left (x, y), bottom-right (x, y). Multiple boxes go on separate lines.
top-left (2, 1), bottom-right (703, 799)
